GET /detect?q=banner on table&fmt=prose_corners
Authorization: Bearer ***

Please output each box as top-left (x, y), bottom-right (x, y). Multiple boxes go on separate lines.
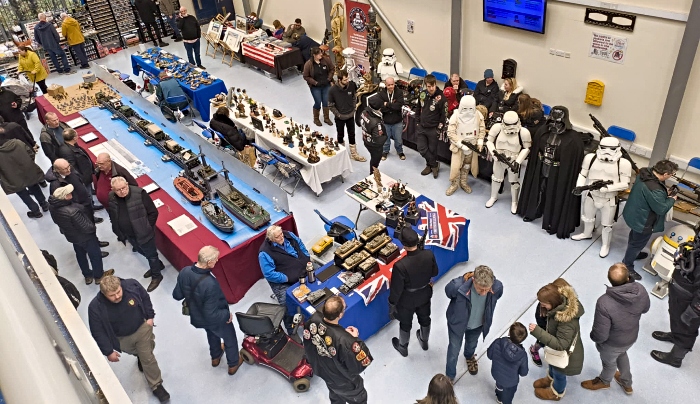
top-left (345, 0), bottom-right (371, 74)
top-left (417, 198), bottom-right (467, 251)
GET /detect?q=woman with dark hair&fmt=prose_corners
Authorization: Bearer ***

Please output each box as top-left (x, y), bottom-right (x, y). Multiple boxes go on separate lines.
top-left (17, 46), bottom-right (48, 94)
top-left (209, 107), bottom-right (247, 151)
top-left (416, 374), bottom-right (458, 404)
top-left (303, 47), bottom-right (334, 126)
top-left (529, 281), bottom-right (585, 401)
top-left (529, 278), bottom-right (571, 367)
top-left (517, 93), bottom-right (545, 133)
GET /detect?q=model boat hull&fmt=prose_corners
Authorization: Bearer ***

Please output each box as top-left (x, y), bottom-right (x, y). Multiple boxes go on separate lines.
top-left (201, 201), bottom-right (234, 233)
top-left (174, 177), bottom-right (204, 205)
top-left (216, 183), bottom-right (271, 230)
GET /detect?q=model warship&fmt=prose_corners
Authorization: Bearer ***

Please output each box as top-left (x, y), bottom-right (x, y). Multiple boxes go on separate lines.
top-left (215, 164), bottom-right (270, 230)
top-left (201, 200), bottom-right (234, 233)
top-left (174, 176), bottom-right (204, 204)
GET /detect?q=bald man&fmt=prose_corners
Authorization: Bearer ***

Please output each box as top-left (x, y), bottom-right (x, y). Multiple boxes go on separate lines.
top-left (583, 263), bottom-right (650, 393)
top-left (94, 153), bottom-right (137, 208)
top-left (378, 77), bottom-right (406, 160)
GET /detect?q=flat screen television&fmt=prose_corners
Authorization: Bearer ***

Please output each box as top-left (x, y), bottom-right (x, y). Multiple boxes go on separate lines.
top-left (483, 0), bottom-right (548, 34)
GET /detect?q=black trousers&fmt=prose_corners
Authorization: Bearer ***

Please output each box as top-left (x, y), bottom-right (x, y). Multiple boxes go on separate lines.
top-left (397, 300), bottom-right (431, 332)
top-left (622, 229), bottom-right (653, 272)
top-left (328, 380), bottom-right (368, 404)
top-left (416, 125), bottom-right (439, 168)
top-left (143, 21), bottom-right (162, 44)
top-left (669, 283), bottom-right (700, 350)
top-left (366, 143), bottom-right (383, 175)
top-left (335, 116), bottom-right (356, 144)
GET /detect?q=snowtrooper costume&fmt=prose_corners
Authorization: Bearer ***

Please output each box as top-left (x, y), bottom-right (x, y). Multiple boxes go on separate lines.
top-left (485, 110), bottom-right (532, 213)
top-left (376, 48), bottom-right (403, 81)
top-left (446, 95), bottom-right (485, 196)
top-left (571, 137), bottom-right (632, 257)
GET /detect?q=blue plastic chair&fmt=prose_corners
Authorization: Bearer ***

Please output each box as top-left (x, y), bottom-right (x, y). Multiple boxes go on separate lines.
top-left (251, 143), bottom-right (278, 175)
top-left (542, 104), bottom-right (552, 117)
top-left (430, 71), bottom-right (449, 84)
top-left (269, 151), bottom-right (303, 196)
top-left (689, 157), bottom-right (700, 171)
top-left (408, 67), bottom-right (427, 80)
top-left (314, 209), bottom-right (356, 241)
top-left (607, 125), bottom-right (636, 142)
top-left (465, 80), bottom-right (477, 91)
top-left (165, 94), bottom-right (197, 125)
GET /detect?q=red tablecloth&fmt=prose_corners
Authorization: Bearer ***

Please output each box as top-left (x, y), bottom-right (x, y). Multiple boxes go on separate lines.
top-left (37, 96), bottom-right (297, 303)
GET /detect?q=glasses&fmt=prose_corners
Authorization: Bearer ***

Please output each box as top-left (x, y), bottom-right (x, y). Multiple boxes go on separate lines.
top-left (113, 186), bottom-right (129, 193)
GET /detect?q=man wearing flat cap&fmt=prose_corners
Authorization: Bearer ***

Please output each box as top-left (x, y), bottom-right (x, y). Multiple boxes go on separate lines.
top-left (48, 184), bottom-right (114, 285)
top-left (389, 227), bottom-right (438, 357)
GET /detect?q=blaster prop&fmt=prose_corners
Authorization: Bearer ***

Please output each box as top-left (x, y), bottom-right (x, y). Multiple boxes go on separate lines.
top-left (572, 180), bottom-right (613, 196)
top-left (461, 140), bottom-right (489, 159)
top-left (493, 149), bottom-right (520, 173)
top-left (672, 176), bottom-right (700, 199)
top-left (589, 114), bottom-right (640, 174)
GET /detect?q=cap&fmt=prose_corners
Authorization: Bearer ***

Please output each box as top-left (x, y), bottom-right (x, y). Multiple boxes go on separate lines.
top-left (484, 69), bottom-right (494, 79)
top-left (53, 184), bottom-right (74, 200)
top-left (368, 93), bottom-right (384, 110)
top-left (401, 227), bottom-right (419, 248)
top-left (295, 18), bottom-right (302, 24)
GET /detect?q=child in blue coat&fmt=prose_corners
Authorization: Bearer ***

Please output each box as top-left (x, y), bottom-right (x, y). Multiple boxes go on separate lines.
top-left (487, 322), bottom-right (529, 404)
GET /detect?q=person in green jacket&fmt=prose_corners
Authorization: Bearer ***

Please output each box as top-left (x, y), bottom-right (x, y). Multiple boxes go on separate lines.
top-left (621, 159), bottom-right (678, 280)
top-left (61, 13), bottom-right (90, 69)
top-left (530, 282), bottom-right (585, 401)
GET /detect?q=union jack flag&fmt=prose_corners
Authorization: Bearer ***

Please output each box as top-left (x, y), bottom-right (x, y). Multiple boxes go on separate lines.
top-left (355, 250), bottom-right (407, 306)
top-left (417, 196), bottom-right (466, 251)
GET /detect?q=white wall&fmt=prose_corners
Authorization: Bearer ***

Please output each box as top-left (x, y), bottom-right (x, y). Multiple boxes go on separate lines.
top-left (256, 0), bottom-right (327, 42)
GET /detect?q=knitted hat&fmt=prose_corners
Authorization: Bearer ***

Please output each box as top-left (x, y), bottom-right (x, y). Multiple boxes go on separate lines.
top-left (484, 69), bottom-right (494, 78)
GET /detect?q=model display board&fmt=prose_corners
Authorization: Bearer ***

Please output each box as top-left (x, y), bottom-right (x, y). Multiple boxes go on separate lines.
top-left (43, 81), bottom-right (119, 116)
top-left (138, 48), bottom-right (218, 90)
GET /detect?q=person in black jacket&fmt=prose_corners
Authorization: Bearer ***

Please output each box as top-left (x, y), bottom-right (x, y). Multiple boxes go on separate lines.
top-left (360, 93), bottom-right (388, 175)
top-left (495, 78), bottom-right (523, 114)
top-left (57, 128), bottom-right (94, 193)
top-left (389, 227), bottom-right (438, 357)
top-left (304, 296), bottom-right (373, 404)
top-left (88, 276), bottom-right (170, 402)
top-left (108, 177), bottom-right (165, 292)
top-left (177, 7), bottom-right (204, 69)
top-left (379, 77), bottom-right (405, 160)
top-left (474, 69), bottom-right (499, 112)
top-left (0, 117), bottom-right (37, 150)
top-left (135, 0), bottom-right (169, 47)
top-left (48, 184), bottom-right (112, 284)
top-left (0, 87), bottom-right (30, 134)
top-left (415, 74), bottom-right (447, 179)
top-left (443, 73), bottom-right (470, 103)
top-left (210, 107), bottom-right (247, 151)
top-left (173, 246), bottom-right (244, 375)
top-left (39, 112), bottom-right (69, 163)
top-left (292, 33), bottom-right (320, 64)
top-left (329, 70), bottom-right (366, 162)
top-left (47, 158), bottom-right (109, 228)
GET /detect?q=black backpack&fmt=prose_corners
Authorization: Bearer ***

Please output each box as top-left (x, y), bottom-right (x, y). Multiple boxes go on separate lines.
top-left (42, 250), bottom-right (81, 308)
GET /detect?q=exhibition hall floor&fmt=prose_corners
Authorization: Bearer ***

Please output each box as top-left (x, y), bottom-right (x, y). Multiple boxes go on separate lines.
top-left (14, 45), bottom-right (697, 403)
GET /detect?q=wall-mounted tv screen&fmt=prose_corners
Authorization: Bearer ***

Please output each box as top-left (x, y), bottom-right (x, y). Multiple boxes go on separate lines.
top-left (483, 0), bottom-right (548, 34)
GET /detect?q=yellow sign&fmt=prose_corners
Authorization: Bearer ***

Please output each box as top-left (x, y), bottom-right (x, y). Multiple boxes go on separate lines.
top-left (585, 80), bottom-right (605, 106)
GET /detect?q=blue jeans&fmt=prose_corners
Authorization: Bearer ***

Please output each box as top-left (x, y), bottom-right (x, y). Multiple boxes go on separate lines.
top-left (446, 326), bottom-right (482, 379)
top-left (310, 85), bottom-right (330, 109)
top-left (382, 122), bottom-right (404, 154)
top-left (205, 322), bottom-right (240, 367)
top-left (270, 282), bottom-right (294, 331)
top-left (167, 14), bottom-right (181, 38)
top-left (495, 382), bottom-right (518, 404)
top-left (15, 183), bottom-right (46, 213)
top-left (73, 235), bottom-right (104, 278)
top-left (549, 365), bottom-right (567, 394)
top-left (70, 43), bottom-right (89, 67)
top-left (46, 47), bottom-right (70, 73)
top-left (184, 39), bottom-right (202, 66)
top-left (128, 236), bottom-right (164, 278)
top-left (621, 229), bottom-right (653, 272)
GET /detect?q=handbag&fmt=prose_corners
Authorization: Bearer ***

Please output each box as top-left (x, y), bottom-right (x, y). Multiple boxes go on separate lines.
top-left (543, 330), bottom-right (579, 369)
top-left (182, 273), bottom-right (209, 316)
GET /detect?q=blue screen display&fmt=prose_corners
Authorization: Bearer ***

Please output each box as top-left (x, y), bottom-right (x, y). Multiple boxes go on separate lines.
top-left (483, 0), bottom-right (547, 34)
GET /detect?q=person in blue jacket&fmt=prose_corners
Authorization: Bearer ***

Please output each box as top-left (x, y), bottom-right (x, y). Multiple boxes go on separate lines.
top-left (487, 322), bottom-right (529, 404)
top-left (445, 265), bottom-right (504, 381)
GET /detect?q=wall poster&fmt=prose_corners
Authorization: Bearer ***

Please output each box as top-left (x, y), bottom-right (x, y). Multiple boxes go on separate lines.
top-left (589, 32), bottom-right (628, 64)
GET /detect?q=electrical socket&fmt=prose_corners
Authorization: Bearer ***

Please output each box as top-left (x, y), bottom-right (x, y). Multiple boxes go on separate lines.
top-left (549, 48), bottom-right (556, 55)
top-left (555, 50), bottom-right (565, 57)
top-left (564, 52), bottom-right (571, 58)
top-left (407, 20), bottom-right (414, 33)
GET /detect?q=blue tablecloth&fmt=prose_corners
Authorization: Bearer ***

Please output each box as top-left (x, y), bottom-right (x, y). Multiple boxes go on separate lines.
top-left (81, 106), bottom-right (286, 249)
top-left (286, 196), bottom-right (470, 340)
top-left (130, 51), bottom-right (227, 121)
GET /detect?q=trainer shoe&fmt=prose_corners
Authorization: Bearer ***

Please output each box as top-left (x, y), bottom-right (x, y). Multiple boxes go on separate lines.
top-left (530, 344), bottom-right (542, 367)
top-left (399, 153), bottom-right (406, 160)
top-left (152, 383), bottom-right (170, 402)
top-left (628, 269), bottom-right (642, 281)
top-left (614, 371), bottom-right (633, 395)
top-left (381, 153), bottom-right (388, 161)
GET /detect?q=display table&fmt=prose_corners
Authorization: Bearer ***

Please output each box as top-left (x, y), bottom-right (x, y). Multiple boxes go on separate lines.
top-left (240, 42), bottom-right (303, 81)
top-left (227, 101), bottom-right (353, 196)
top-left (37, 95), bottom-right (296, 303)
top-left (130, 49), bottom-right (228, 121)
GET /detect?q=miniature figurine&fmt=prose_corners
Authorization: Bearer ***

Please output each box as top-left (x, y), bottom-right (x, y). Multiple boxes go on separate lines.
top-left (373, 167), bottom-right (382, 189)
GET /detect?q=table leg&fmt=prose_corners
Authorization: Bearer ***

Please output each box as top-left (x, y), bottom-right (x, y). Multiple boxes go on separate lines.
top-left (354, 205), bottom-right (367, 229)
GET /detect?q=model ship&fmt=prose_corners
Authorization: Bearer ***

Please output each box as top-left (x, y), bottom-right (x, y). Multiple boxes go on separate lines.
top-left (174, 176), bottom-right (204, 204)
top-left (359, 222), bottom-right (387, 243)
top-left (364, 233), bottom-right (392, 255)
top-left (201, 200), bottom-right (234, 233)
top-left (196, 146), bottom-right (218, 180)
top-left (216, 183), bottom-right (270, 230)
top-left (342, 250), bottom-right (370, 271)
top-left (335, 239), bottom-right (364, 260)
top-left (357, 257), bottom-right (379, 279)
top-left (378, 242), bottom-right (400, 263)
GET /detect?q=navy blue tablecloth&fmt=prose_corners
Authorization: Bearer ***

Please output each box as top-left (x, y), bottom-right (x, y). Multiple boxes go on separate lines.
top-left (131, 52), bottom-right (227, 121)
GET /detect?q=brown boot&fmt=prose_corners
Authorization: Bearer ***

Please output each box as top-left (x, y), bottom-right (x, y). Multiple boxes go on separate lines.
top-left (466, 355), bottom-right (478, 375)
top-left (228, 356), bottom-right (244, 375)
top-left (322, 107), bottom-right (333, 125)
top-left (349, 144), bottom-right (367, 162)
top-left (533, 375), bottom-right (553, 389)
top-left (211, 343), bottom-right (225, 367)
top-left (446, 180), bottom-right (459, 196)
top-left (581, 377), bottom-right (610, 391)
top-left (534, 385), bottom-right (565, 401)
top-left (459, 169), bottom-right (472, 193)
top-left (313, 108), bottom-right (322, 126)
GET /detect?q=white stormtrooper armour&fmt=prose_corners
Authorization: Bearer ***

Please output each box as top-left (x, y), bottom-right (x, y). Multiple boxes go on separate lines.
top-left (571, 137), bottom-right (632, 258)
top-left (485, 110), bottom-right (532, 213)
top-left (341, 47), bottom-right (361, 84)
top-left (376, 48), bottom-right (403, 82)
top-left (446, 95), bottom-right (485, 196)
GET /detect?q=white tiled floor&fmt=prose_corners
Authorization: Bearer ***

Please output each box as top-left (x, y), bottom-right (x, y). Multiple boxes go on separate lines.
top-left (11, 43), bottom-right (697, 403)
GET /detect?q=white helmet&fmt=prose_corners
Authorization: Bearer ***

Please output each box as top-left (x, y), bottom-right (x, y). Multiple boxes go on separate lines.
top-left (597, 137), bottom-right (622, 162)
top-left (382, 48), bottom-right (396, 66)
top-left (457, 95), bottom-right (476, 122)
top-left (502, 111), bottom-right (521, 137)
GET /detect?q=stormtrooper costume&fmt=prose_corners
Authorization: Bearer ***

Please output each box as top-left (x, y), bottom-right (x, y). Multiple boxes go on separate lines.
top-left (446, 95), bottom-right (485, 196)
top-left (341, 47), bottom-right (361, 84)
top-left (485, 111), bottom-right (532, 213)
top-left (376, 48), bottom-right (403, 81)
top-left (571, 137), bottom-right (632, 257)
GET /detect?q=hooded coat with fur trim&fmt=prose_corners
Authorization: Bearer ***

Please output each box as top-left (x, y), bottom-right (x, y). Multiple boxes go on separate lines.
top-left (530, 285), bottom-right (585, 376)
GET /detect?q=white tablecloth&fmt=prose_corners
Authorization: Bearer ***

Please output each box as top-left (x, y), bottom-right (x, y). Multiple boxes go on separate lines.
top-left (345, 174), bottom-right (420, 218)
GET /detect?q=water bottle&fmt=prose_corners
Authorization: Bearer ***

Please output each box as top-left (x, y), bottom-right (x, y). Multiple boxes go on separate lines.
top-left (272, 196), bottom-right (281, 212)
top-left (306, 262), bottom-right (315, 283)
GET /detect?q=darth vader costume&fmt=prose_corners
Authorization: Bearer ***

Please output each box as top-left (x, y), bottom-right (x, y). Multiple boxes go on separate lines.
top-left (516, 106), bottom-right (584, 239)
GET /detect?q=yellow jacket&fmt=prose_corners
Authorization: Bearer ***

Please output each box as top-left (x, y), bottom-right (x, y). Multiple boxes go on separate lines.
top-left (61, 17), bottom-right (85, 46)
top-left (18, 51), bottom-right (48, 83)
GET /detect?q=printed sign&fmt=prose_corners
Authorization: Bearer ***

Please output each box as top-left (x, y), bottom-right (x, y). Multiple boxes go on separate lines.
top-left (589, 32), bottom-right (628, 64)
top-left (345, 0), bottom-right (371, 74)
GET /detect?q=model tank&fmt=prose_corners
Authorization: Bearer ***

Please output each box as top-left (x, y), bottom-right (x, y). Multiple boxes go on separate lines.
top-left (201, 200), bottom-right (234, 233)
top-left (215, 183), bottom-right (270, 230)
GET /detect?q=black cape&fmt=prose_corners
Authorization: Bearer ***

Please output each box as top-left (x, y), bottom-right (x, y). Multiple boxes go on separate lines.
top-left (670, 262), bottom-right (700, 349)
top-left (516, 126), bottom-right (584, 239)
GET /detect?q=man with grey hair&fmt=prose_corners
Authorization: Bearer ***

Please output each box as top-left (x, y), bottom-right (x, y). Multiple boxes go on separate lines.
top-left (88, 276), bottom-right (170, 402)
top-left (34, 12), bottom-right (74, 74)
top-left (39, 112), bottom-right (69, 163)
top-left (444, 265), bottom-right (504, 381)
top-left (61, 12), bottom-right (90, 69)
top-left (173, 246), bottom-right (244, 376)
top-left (108, 176), bottom-right (164, 292)
top-left (258, 224), bottom-right (310, 332)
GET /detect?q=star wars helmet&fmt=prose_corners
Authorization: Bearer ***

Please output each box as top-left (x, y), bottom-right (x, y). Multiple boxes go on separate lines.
top-left (457, 95), bottom-right (476, 121)
top-left (548, 105), bottom-right (572, 134)
top-left (502, 111), bottom-right (521, 136)
top-left (381, 48), bottom-right (396, 66)
top-left (368, 7), bottom-right (377, 25)
top-left (596, 137), bottom-right (623, 162)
